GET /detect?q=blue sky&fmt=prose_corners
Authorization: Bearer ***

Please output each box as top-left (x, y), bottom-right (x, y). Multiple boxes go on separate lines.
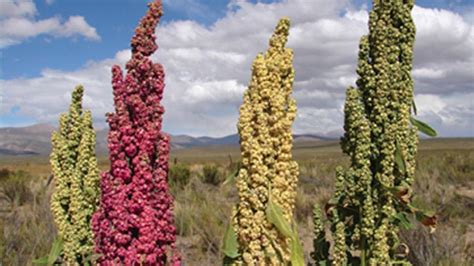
top-left (2, 0), bottom-right (272, 79)
top-left (2, 0), bottom-right (470, 80)
top-left (1, 0), bottom-right (473, 136)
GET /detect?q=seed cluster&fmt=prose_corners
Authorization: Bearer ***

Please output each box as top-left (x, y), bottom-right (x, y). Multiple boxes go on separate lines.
top-left (91, 1), bottom-right (180, 265)
top-left (231, 17), bottom-right (299, 265)
top-left (313, 0), bottom-right (419, 264)
top-left (50, 85), bottom-right (100, 264)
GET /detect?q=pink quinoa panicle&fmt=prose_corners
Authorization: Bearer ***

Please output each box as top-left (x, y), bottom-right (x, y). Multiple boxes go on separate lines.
top-left (92, 0), bottom-right (180, 265)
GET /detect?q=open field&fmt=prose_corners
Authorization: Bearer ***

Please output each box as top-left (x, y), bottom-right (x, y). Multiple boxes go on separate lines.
top-left (1, 138), bottom-right (473, 265)
top-left (1, 138), bottom-right (471, 173)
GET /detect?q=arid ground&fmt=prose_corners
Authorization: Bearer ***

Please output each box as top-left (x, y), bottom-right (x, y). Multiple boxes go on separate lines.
top-left (1, 138), bottom-right (473, 265)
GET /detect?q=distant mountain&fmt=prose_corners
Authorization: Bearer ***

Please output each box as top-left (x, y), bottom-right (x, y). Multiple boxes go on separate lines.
top-left (0, 124), bottom-right (55, 155)
top-left (198, 134), bottom-right (240, 145)
top-left (0, 123), bottom-right (338, 156)
top-left (95, 128), bottom-right (109, 154)
top-left (293, 134), bottom-right (336, 142)
top-left (173, 133), bottom-right (335, 148)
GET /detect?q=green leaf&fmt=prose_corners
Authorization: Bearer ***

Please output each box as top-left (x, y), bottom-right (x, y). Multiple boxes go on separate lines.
top-left (222, 222), bottom-right (240, 259)
top-left (266, 199), bottom-right (292, 238)
top-left (290, 221), bottom-right (305, 266)
top-left (223, 168), bottom-right (239, 186)
top-left (393, 212), bottom-right (414, 230)
top-left (395, 140), bottom-right (406, 175)
top-left (410, 117), bottom-right (437, 137)
top-left (32, 256), bottom-right (48, 265)
top-left (223, 256), bottom-right (238, 265)
top-left (318, 260), bottom-right (329, 266)
top-left (47, 236), bottom-right (63, 266)
top-left (290, 237), bottom-right (305, 266)
top-left (412, 99), bottom-right (417, 115)
top-left (265, 229), bottom-right (284, 262)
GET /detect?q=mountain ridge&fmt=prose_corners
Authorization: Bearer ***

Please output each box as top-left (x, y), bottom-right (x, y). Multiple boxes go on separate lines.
top-left (0, 124), bottom-right (338, 156)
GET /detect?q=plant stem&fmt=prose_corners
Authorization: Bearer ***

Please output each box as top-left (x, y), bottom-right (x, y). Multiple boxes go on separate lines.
top-left (361, 236), bottom-right (367, 266)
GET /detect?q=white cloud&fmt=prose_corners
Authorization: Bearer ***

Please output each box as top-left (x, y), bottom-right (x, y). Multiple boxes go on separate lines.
top-left (413, 68), bottom-right (446, 79)
top-left (0, 0), bottom-right (36, 18)
top-left (1, 0), bottom-right (473, 137)
top-left (415, 93), bottom-right (474, 136)
top-left (183, 80), bottom-right (246, 104)
top-left (57, 16), bottom-right (100, 40)
top-left (0, 0), bottom-right (100, 48)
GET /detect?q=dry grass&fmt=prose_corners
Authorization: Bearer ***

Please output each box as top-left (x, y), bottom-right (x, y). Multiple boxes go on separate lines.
top-left (0, 138), bottom-right (473, 265)
top-left (0, 170), bottom-right (56, 265)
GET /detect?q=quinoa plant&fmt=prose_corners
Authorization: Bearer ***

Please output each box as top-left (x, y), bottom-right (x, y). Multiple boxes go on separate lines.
top-left (223, 18), bottom-right (303, 265)
top-left (91, 1), bottom-right (180, 264)
top-left (50, 85), bottom-right (100, 264)
top-left (311, 0), bottom-right (437, 265)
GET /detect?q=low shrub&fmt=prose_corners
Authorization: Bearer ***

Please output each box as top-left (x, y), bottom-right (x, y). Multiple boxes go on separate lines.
top-left (0, 170), bottom-right (33, 208)
top-left (401, 224), bottom-right (474, 265)
top-left (201, 164), bottom-right (223, 186)
top-left (0, 168), bottom-right (11, 181)
top-left (173, 177), bottom-right (234, 264)
top-left (1, 179), bottom-right (56, 266)
top-left (169, 163), bottom-right (192, 189)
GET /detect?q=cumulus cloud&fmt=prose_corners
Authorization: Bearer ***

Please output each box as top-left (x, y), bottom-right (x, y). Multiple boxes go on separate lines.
top-left (414, 93), bottom-right (474, 136)
top-left (0, 0), bottom-right (36, 18)
top-left (0, 57), bottom-right (116, 123)
top-left (0, 0), bottom-right (100, 48)
top-left (1, 0), bottom-right (473, 137)
top-left (412, 6), bottom-right (474, 95)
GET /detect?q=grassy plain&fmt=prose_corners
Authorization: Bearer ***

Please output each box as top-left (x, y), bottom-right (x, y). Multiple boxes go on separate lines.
top-left (0, 138), bottom-right (473, 265)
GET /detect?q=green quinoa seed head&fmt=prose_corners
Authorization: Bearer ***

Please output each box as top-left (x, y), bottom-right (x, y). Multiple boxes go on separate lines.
top-left (313, 1), bottom-right (419, 264)
top-left (50, 85), bottom-right (100, 264)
